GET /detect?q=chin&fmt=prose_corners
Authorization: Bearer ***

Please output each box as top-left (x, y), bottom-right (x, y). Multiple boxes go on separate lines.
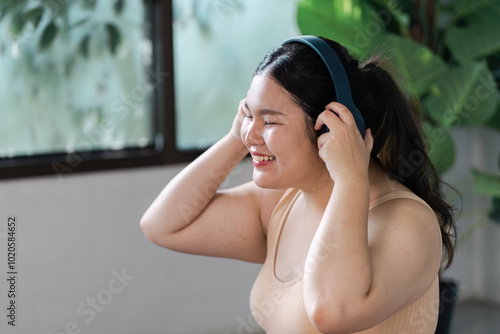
top-left (252, 172), bottom-right (287, 190)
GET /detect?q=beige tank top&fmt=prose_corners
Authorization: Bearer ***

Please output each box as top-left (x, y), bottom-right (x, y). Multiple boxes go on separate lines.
top-left (249, 188), bottom-right (440, 334)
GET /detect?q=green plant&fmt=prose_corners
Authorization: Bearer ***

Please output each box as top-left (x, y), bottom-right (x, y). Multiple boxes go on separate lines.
top-left (297, 0), bottom-right (500, 225)
top-left (0, 0), bottom-right (152, 158)
top-left (0, 0), bottom-right (125, 58)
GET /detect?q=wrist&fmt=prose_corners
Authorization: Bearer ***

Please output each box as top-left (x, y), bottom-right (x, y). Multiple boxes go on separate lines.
top-left (334, 174), bottom-right (369, 191)
top-left (330, 175), bottom-right (370, 213)
top-left (223, 133), bottom-right (249, 157)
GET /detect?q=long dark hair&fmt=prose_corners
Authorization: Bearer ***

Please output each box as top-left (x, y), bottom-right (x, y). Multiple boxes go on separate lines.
top-left (255, 36), bottom-right (457, 269)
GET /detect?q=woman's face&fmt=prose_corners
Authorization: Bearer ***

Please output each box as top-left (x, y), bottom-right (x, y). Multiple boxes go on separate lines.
top-left (240, 74), bottom-right (326, 190)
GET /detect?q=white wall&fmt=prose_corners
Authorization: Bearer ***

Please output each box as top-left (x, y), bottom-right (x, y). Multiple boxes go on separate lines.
top-left (0, 159), bottom-right (265, 334)
top-left (0, 128), bottom-right (499, 334)
top-left (441, 127), bottom-right (500, 304)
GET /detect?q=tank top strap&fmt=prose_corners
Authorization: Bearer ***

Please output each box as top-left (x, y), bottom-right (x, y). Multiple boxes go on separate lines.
top-left (266, 188), bottom-right (301, 251)
top-left (369, 190), bottom-right (433, 212)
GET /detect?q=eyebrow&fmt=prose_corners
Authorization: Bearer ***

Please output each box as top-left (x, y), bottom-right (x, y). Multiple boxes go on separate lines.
top-left (244, 101), bottom-right (287, 117)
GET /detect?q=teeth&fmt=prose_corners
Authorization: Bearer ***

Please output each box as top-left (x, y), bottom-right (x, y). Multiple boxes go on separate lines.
top-left (253, 155), bottom-right (276, 162)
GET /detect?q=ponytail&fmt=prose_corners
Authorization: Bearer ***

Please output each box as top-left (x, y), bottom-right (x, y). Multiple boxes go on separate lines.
top-left (360, 58), bottom-right (457, 269)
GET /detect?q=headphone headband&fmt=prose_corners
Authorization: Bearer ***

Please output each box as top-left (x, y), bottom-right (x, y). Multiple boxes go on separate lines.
top-left (280, 35), bottom-right (365, 135)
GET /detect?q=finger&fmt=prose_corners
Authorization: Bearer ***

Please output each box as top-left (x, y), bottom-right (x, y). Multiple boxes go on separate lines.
top-left (314, 111), bottom-right (326, 131)
top-left (364, 128), bottom-right (374, 153)
top-left (238, 99), bottom-right (248, 115)
top-left (314, 109), bottom-right (342, 131)
top-left (316, 130), bottom-right (329, 148)
top-left (324, 101), bottom-right (356, 126)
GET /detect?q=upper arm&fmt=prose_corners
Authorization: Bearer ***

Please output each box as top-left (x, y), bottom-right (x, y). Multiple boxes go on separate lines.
top-left (149, 181), bottom-right (285, 263)
top-left (357, 198), bottom-right (443, 326)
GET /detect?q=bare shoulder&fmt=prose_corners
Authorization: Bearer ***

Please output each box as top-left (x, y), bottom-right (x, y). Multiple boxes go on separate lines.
top-left (236, 182), bottom-right (287, 234)
top-left (368, 194), bottom-right (442, 275)
top-left (369, 193), bottom-right (439, 230)
top-left (218, 182), bottom-right (286, 229)
top-left (367, 170), bottom-right (440, 242)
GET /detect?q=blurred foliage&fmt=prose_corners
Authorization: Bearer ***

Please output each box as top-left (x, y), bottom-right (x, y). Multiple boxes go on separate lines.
top-left (0, 0), bottom-right (125, 56)
top-left (298, 0), bottom-right (500, 224)
top-left (0, 0), bottom-right (153, 157)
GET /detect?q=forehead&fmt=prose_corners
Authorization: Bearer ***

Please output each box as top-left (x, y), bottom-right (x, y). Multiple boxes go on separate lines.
top-left (246, 74), bottom-right (303, 118)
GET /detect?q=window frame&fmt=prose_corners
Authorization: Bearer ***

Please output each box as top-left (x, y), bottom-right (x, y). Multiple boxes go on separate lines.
top-left (0, 0), bottom-right (202, 180)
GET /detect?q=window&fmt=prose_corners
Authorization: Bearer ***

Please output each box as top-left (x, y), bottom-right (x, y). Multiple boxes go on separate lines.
top-left (0, 0), bottom-right (300, 179)
top-left (172, 0), bottom-right (300, 150)
top-left (0, 0), bottom-right (173, 179)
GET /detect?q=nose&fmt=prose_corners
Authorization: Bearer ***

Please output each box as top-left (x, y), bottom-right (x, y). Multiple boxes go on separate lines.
top-left (242, 119), bottom-right (264, 147)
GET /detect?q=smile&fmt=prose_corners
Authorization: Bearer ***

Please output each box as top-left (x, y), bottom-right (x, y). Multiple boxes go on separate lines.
top-left (252, 155), bottom-right (276, 162)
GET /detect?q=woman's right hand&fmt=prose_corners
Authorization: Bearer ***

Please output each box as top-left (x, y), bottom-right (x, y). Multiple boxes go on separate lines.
top-left (229, 99), bottom-right (247, 142)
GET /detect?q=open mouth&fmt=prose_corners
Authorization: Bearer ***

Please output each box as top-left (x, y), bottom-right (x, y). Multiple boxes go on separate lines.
top-left (252, 155), bottom-right (276, 162)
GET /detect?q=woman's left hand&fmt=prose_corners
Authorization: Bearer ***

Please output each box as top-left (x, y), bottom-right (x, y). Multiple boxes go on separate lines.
top-left (314, 102), bottom-right (373, 182)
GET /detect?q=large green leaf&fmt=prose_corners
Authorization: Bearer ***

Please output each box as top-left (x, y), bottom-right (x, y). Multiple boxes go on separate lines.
top-left (385, 35), bottom-right (447, 97)
top-left (448, 0), bottom-right (500, 19)
top-left (445, 1), bottom-right (500, 62)
top-left (423, 122), bottom-right (455, 175)
top-left (472, 169), bottom-right (500, 197)
top-left (297, 0), bottom-right (389, 59)
top-left (366, 0), bottom-right (411, 36)
top-left (423, 61), bottom-right (498, 128)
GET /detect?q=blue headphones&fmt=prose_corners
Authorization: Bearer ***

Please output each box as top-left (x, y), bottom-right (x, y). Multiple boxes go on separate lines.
top-left (281, 35), bottom-right (365, 136)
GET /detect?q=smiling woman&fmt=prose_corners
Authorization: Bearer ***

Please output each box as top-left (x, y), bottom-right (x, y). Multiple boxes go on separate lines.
top-left (240, 75), bottom-right (324, 191)
top-left (141, 35), bottom-right (457, 334)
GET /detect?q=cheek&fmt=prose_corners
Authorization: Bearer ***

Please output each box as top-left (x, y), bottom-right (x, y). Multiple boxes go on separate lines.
top-left (261, 127), bottom-right (284, 148)
top-left (286, 135), bottom-right (319, 163)
top-left (262, 126), bottom-right (279, 139)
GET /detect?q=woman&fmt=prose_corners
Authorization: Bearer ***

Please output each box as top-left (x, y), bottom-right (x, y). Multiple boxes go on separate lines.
top-left (141, 36), bottom-right (456, 333)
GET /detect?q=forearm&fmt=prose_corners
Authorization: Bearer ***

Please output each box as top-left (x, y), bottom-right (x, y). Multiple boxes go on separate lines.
top-left (141, 133), bottom-right (248, 234)
top-left (304, 176), bottom-right (371, 316)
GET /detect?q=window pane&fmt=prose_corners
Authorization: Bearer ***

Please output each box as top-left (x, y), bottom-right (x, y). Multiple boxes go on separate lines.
top-left (0, 0), bottom-right (154, 158)
top-left (173, 0), bottom-right (300, 150)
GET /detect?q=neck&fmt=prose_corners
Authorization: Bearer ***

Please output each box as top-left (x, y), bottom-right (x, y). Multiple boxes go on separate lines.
top-left (298, 165), bottom-right (334, 214)
top-left (298, 158), bottom-right (388, 214)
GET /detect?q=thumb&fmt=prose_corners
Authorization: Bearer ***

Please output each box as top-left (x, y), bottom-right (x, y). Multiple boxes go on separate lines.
top-left (364, 129), bottom-right (374, 154)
